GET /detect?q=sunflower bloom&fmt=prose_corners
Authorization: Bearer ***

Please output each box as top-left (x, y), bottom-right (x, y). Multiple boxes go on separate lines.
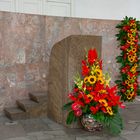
top-left (106, 106), bottom-right (113, 115)
top-left (99, 99), bottom-right (108, 107)
top-left (98, 77), bottom-right (104, 84)
top-left (127, 92), bottom-right (134, 100)
top-left (84, 76), bottom-right (89, 83)
top-left (87, 94), bottom-right (93, 101)
top-left (88, 75), bottom-right (96, 84)
top-left (95, 69), bottom-right (102, 77)
top-left (131, 48), bottom-right (137, 53)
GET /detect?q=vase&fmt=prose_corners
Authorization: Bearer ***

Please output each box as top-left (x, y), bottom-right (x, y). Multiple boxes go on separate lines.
top-left (81, 114), bottom-right (103, 132)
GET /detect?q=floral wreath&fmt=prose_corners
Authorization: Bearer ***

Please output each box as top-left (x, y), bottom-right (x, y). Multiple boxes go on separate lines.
top-left (115, 16), bottom-right (140, 101)
top-left (63, 49), bottom-right (124, 135)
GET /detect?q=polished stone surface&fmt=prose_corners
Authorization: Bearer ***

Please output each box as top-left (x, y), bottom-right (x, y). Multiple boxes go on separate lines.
top-left (0, 11), bottom-right (120, 115)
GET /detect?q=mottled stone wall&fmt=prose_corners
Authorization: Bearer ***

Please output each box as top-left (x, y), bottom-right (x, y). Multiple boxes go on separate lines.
top-left (0, 11), bottom-right (120, 115)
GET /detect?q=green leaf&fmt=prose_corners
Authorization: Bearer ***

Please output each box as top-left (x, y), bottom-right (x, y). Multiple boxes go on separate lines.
top-left (116, 56), bottom-right (123, 63)
top-left (62, 102), bottom-right (73, 110)
top-left (66, 111), bottom-right (76, 125)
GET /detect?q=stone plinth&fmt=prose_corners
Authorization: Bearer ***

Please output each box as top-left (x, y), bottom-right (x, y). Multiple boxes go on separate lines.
top-left (48, 35), bottom-right (101, 126)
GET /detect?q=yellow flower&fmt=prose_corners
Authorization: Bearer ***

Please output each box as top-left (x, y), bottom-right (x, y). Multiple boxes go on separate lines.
top-left (127, 92), bottom-right (134, 100)
top-left (130, 29), bottom-right (136, 33)
top-left (97, 77), bottom-right (104, 84)
top-left (127, 82), bottom-right (133, 87)
top-left (130, 67), bottom-right (136, 73)
top-left (94, 69), bottom-right (102, 77)
top-left (131, 48), bottom-right (137, 53)
top-left (128, 33), bottom-right (133, 38)
top-left (134, 63), bottom-right (138, 68)
top-left (87, 94), bottom-right (93, 101)
top-left (99, 90), bottom-right (106, 94)
top-left (125, 80), bottom-right (129, 85)
top-left (99, 99), bottom-right (108, 107)
top-left (128, 56), bottom-right (135, 63)
top-left (106, 106), bottom-right (113, 115)
top-left (84, 76), bottom-right (89, 83)
top-left (88, 75), bottom-right (96, 85)
top-left (127, 40), bottom-right (135, 45)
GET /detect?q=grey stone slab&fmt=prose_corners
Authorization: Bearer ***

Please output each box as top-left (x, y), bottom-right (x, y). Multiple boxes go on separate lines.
top-left (0, 123), bottom-right (26, 139)
top-left (37, 135), bottom-right (75, 140)
top-left (0, 115), bottom-right (11, 125)
top-left (108, 136), bottom-right (127, 140)
top-left (122, 133), bottom-right (140, 140)
top-left (42, 118), bottom-right (64, 130)
top-left (19, 119), bottom-right (50, 133)
top-left (43, 130), bottom-right (67, 136)
top-left (5, 137), bottom-right (36, 140)
top-left (76, 135), bottom-right (108, 140)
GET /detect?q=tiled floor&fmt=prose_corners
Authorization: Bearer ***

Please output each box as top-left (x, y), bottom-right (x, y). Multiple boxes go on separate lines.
top-left (1, 98), bottom-right (140, 140)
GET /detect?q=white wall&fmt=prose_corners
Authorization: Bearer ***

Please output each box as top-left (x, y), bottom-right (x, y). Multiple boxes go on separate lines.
top-left (0, 0), bottom-right (140, 20)
top-left (73, 0), bottom-right (140, 20)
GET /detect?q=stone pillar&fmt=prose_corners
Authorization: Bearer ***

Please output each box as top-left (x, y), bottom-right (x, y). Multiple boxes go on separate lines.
top-left (48, 35), bottom-right (102, 127)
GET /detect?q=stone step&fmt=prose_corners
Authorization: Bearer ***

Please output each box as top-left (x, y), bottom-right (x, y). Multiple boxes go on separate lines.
top-left (4, 107), bottom-right (28, 120)
top-left (16, 99), bottom-right (39, 112)
top-left (29, 92), bottom-right (47, 103)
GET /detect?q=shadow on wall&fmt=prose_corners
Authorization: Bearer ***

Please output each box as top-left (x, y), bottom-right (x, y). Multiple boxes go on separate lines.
top-left (48, 35), bottom-right (102, 128)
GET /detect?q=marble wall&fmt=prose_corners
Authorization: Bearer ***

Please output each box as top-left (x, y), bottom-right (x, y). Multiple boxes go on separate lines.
top-left (0, 11), bottom-right (120, 115)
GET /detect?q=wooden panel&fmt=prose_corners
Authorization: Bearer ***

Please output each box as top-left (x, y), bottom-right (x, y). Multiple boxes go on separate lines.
top-left (44, 2), bottom-right (71, 17)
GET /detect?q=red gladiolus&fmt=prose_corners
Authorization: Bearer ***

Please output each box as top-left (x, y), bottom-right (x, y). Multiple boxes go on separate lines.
top-left (86, 86), bottom-right (93, 91)
top-left (88, 49), bottom-right (98, 65)
top-left (90, 106), bottom-right (99, 114)
top-left (68, 93), bottom-right (77, 101)
top-left (82, 65), bottom-right (89, 76)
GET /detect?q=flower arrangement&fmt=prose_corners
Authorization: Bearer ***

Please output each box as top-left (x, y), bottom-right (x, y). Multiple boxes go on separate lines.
top-left (63, 48), bottom-right (124, 135)
top-left (115, 16), bottom-right (140, 101)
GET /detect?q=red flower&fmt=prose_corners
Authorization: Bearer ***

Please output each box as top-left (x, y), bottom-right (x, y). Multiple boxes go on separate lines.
top-left (90, 106), bottom-right (99, 114)
top-left (122, 25), bottom-right (130, 31)
top-left (88, 49), bottom-right (98, 65)
top-left (71, 102), bottom-right (81, 111)
top-left (86, 86), bottom-right (93, 91)
top-left (74, 109), bottom-right (82, 117)
top-left (68, 93), bottom-right (77, 101)
top-left (82, 65), bottom-right (89, 76)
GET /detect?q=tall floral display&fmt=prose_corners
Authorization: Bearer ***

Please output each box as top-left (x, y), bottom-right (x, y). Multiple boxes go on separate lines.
top-left (115, 17), bottom-right (140, 101)
top-left (63, 49), bottom-right (124, 135)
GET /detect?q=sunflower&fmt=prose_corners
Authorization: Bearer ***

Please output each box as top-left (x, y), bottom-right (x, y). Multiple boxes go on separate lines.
top-left (131, 48), bottom-right (137, 53)
top-left (128, 33), bottom-right (133, 38)
top-left (88, 75), bottom-right (96, 85)
top-left (127, 92), bottom-right (134, 100)
top-left (125, 80), bottom-right (129, 85)
top-left (99, 99), bottom-right (108, 107)
top-left (127, 40), bottom-right (135, 45)
top-left (94, 69), bottom-right (102, 77)
top-left (87, 94), bottom-right (93, 101)
top-left (84, 76), bottom-right (89, 83)
top-left (130, 29), bottom-right (136, 33)
top-left (128, 56), bottom-right (135, 63)
top-left (97, 77), bottom-right (104, 84)
top-left (106, 106), bottom-right (113, 115)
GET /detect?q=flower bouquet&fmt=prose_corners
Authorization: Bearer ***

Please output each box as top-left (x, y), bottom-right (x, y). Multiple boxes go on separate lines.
top-left (115, 16), bottom-right (140, 101)
top-left (63, 49), bottom-right (125, 135)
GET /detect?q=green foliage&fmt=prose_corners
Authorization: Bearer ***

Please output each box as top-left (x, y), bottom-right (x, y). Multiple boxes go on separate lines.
top-left (66, 111), bottom-right (77, 124)
top-left (62, 102), bottom-right (73, 110)
top-left (92, 112), bottom-right (123, 135)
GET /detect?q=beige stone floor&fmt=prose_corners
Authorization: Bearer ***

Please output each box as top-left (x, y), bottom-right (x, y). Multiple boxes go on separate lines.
top-left (1, 97), bottom-right (140, 140)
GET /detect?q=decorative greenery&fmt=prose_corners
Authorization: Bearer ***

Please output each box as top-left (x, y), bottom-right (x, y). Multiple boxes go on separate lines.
top-left (115, 16), bottom-right (140, 101)
top-left (63, 49), bottom-right (125, 135)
